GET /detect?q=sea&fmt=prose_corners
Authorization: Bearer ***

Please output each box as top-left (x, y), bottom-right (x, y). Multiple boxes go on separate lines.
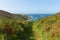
top-left (26, 14), bottom-right (54, 20)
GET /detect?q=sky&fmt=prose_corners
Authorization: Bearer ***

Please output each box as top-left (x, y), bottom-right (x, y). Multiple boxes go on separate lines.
top-left (0, 0), bottom-right (60, 14)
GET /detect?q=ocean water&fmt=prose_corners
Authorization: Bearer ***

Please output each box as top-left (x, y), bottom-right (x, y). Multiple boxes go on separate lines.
top-left (27, 14), bottom-right (53, 20)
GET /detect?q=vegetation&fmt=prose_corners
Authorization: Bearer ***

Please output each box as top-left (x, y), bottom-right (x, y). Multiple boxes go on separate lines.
top-left (0, 10), bottom-right (60, 40)
top-left (0, 10), bottom-right (34, 40)
top-left (33, 12), bottom-right (60, 40)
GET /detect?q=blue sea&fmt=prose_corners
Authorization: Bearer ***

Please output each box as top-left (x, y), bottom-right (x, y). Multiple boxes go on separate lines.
top-left (26, 14), bottom-right (54, 20)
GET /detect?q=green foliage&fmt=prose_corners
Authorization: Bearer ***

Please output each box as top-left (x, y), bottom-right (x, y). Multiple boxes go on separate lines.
top-left (0, 10), bottom-right (34, 40)
top-left (33, 13), bottom-right (60, 40)
top-left (0, 10), bottom-right (60, 40)
top-left (0, 19), bottom-right (34, 40)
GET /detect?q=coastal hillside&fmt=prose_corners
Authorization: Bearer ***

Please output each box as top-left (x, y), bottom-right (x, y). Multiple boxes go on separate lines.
top-left (0, 10), bottom-right (60, 40)
top-left (33, 12), bottom-right (60, 40)
top-left (0, 10), bottom-right (33, 40)
top-left (0, 10), bottom-right (31, 20)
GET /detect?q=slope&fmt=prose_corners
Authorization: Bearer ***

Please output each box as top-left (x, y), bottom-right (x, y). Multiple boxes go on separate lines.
top-left (33, 12), bottom-right (60, 40)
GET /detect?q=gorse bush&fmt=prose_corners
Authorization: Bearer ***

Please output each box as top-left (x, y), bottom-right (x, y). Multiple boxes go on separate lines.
top-left (0, 19), bottom-right (34, 40)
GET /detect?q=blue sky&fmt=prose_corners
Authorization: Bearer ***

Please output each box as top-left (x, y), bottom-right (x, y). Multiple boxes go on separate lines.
top-left (0, 0), bottom-right (60, 14)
